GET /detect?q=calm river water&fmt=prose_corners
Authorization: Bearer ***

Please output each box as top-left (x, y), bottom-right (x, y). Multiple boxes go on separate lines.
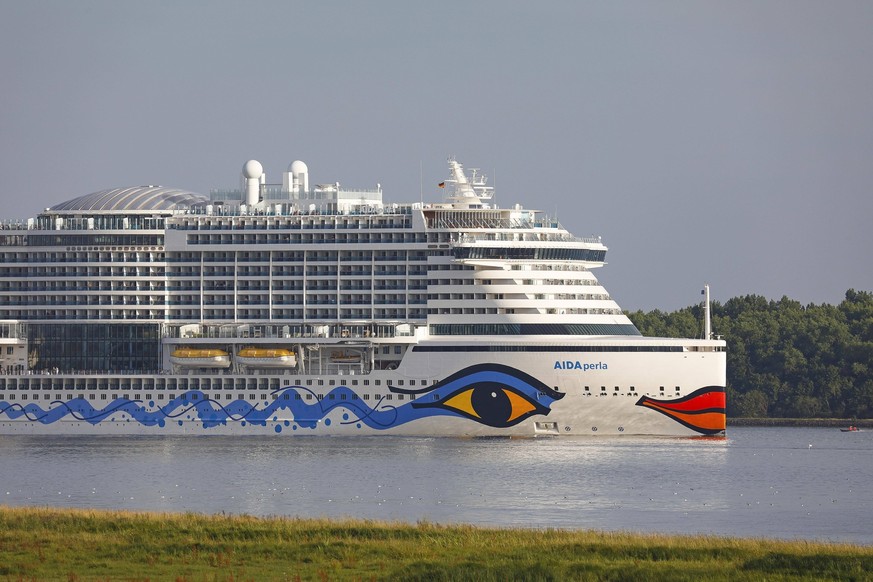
top-left (2, 427), bottom-right (872, 544)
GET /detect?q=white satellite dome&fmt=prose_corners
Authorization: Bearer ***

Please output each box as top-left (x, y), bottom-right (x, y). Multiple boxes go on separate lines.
top-left (242, 159), bottom-right (264, 179)
top-left (289, 160), bottom-right (308, 173)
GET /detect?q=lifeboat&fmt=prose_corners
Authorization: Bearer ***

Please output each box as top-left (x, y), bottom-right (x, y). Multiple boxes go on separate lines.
top-left (330, 350), bottom-right (362, 364)
top-left (170, 348), bottom-right (231, 368)
top-left (236, 347), bottom-right (297, 369)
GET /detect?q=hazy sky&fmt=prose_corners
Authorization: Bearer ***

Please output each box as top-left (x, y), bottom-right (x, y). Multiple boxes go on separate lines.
top-left (2, 1), bottom-right (871, 311)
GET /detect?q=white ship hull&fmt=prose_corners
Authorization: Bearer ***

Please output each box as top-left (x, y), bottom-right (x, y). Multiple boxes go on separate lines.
top-left (0, 156), bottom-right (727, 437)
top-left (0, 340), bottom-right (726, 437)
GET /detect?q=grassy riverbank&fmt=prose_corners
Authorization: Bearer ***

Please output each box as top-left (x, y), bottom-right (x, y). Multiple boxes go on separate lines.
top-left (2, 507), bottom-right (872, 581)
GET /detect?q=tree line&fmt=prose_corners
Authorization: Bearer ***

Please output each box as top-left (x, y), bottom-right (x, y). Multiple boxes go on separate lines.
top-left (625, 289), bottom-right (873, 419)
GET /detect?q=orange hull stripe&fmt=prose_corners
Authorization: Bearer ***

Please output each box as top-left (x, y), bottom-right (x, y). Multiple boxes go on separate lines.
top-left (643, 403), bottom-right (726, 431)
top-left (645, 391), bottom-right (725, 413)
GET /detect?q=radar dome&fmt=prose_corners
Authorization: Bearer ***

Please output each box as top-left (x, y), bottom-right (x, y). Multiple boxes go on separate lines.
top-left (242, 160), bottom-right (263, 179)
top-left (289, 160), bottom-right (308, 173)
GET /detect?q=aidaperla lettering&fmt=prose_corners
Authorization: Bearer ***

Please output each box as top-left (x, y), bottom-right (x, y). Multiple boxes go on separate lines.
top-left (553, 361), bottom-right (608, 371)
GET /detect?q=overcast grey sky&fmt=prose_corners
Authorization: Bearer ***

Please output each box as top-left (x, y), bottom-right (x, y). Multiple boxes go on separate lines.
top-left (2, 1), bottom-right (871, 311)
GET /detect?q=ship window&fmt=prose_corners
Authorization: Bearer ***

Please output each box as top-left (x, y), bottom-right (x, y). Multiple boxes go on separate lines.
top-left (584, 386), bottom-right (590, 391)
top-left (375, 380), bottom-right (381, 386)
top-left (660, 386), bottom-right (665, 392)
top-left (317, 394), bottom-right (323, 400)
top-left (7, 394), bottom-right (13, 400)
top-left (295, 394), bottom-right (301, 400)
top-left (385, 394), bottom-right (392, 401)
top-left (675, 386), bottom-right (681, 392)
top-left (56, 393), bottom-right (62, 400)
top-left (283, 394), bottom-right (289, 400)
top-left (318, 380), bottom-right (324, 386)
top-left (600, 386), bottom-right (606, 392)
top-left (382, 347), bottom-right (390, 354)
top-left (340, 394), bottom-right (346, 400)
top-left (398, 394), bottom-right (404, 401)
top-left (364, 394), bottom-right (370, 400)
top-left (614, 387), bottom-right (619, 392)
top-left (432, 393), bottom-right (439, 401)
top-left (328, 394), bottom-right (335, 400)
top-left (397, 380), bottom-right (404, 386)
top-left (394, 346), bottom-right (401, 354)
top-left (158, 394), bottom-right (164, 400)
top-left (305, 394), bottom-right (312, 400)
top-left (67, 394), bottom-right (73, 401)
top-left (329, 380), bottom-right (335, 386)
top-left (352, 380), bottom-right (358, 386)
top-left (363, 380), bottom-right (369, 386)
top-left (192, 394), bottom-right (199, 401)
top-left (261, 394), bottom-right (267, 400)
top-left (306, 380), bottom-right (313, 386)
top-left (352, 394), bottom-right (358, 400)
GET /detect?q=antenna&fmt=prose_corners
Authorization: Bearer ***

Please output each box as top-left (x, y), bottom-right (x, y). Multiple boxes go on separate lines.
top-left (702, 283), bottom-right (712, 339)
top-left (419, 160), bottom-right (423, 205)
top-left (492, 167), bottom-right (496, 205)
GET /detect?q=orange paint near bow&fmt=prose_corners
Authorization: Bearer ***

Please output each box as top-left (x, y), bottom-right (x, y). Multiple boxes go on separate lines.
top-left (635, 386), bottom-right (726, 435)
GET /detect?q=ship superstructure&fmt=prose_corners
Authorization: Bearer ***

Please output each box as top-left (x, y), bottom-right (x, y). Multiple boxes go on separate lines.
top-left (0, 158), bottom-right (726, 436)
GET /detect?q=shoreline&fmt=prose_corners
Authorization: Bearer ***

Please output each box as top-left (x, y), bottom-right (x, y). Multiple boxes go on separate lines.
top-left (728, 417), bottom-right (873, 428)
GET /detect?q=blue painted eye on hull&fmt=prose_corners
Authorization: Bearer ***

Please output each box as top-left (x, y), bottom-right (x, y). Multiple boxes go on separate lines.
top-left (410, 364), bottom-right (564, 428)
top-left (0, 364), bottom-right (564, 432)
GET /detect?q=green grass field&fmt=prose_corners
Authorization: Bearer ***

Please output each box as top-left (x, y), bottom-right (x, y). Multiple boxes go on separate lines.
top-left (1, 506), bottom-right (872, 581)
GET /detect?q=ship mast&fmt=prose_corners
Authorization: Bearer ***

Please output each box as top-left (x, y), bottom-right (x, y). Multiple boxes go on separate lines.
top-left (443, 158), bottom-right (494, 208)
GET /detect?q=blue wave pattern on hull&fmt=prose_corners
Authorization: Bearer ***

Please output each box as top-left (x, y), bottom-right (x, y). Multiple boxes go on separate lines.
top-left (0, 364), bottom-right (564, 432)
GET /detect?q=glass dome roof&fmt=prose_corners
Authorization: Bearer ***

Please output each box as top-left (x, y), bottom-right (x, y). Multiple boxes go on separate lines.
top-left (50, 186), bottom-right (208, 212)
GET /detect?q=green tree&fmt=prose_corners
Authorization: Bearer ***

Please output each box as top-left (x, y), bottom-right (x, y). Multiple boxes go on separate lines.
top-left (626, 289), bottom-right (873, 419)
top-left (735, 389), bottom-right (769, 417)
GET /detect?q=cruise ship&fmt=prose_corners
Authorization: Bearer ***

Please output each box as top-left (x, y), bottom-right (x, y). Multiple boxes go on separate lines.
top-left (0, 158), bottom-right (726, 436)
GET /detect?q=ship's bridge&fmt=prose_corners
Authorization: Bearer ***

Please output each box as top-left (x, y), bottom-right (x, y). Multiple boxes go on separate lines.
top-left (452, 244), bottom-right (607, 264)
top-left (451, 231), bottom-right (607, 265)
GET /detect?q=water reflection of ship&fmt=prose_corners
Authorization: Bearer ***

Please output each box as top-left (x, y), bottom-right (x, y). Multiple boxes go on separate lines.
top-left (169, 348), bottom-right (231, 369)
top-left (236, 347), bottom-right (297, 369)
